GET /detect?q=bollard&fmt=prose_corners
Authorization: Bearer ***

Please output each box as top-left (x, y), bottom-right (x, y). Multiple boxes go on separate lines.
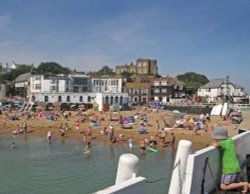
top-left (115, 154), bottom-right (139, 185)
top-left (168, 140), bottom-right (192, 194)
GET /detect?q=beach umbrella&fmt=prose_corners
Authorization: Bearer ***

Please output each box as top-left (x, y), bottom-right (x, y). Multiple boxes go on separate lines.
top-left (187, 118), bottom-right (197, 123)
top-left (79, 105), bottom-right (85, 108)
top-left (70, 104), bottom-right (76, 108)
top-left (78, 107), bottom-right (85, 110)
top-left (173, 110), bottom-right (180, 114)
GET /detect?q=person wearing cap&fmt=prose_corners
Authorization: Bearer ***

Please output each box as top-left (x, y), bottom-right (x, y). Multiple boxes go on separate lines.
top-left (211, 126), bottom-right (249, 193)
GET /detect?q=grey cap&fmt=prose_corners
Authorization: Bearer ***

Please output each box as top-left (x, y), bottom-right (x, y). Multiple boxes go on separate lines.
top-left (211, 126), bottom-right (228, 139)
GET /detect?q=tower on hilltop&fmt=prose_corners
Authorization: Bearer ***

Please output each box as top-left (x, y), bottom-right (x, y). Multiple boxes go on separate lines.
top-left (115, 58), bottom-right (158, 76)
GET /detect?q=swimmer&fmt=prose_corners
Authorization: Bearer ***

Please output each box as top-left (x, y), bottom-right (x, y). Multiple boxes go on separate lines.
top-left (11, 142), bottom-right (16, 149)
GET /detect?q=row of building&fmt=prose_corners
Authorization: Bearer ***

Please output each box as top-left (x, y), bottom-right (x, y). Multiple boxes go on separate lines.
top-left (0, 59), bottom-right (248, 110)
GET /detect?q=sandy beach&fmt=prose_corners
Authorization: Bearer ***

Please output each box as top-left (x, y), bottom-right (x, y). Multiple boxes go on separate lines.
top-left (0, 106), bottom-right (247, 151)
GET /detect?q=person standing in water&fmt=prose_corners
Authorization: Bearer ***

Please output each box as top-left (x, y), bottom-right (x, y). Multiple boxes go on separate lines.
top-left (47, 130), bottom-right (52, 143)
top-left (128, 137), bottom-right (133, 152)
top-left (84, 141), bottom-right (91, 153)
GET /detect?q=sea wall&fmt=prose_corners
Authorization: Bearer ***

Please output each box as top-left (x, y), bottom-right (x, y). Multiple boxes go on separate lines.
top-left (167, 106), bottom-right (212, 115)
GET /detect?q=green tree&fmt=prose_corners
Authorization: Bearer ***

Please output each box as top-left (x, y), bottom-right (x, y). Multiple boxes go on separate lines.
top-left (176, 72), bottom-right (209, 95)
top-left (96, 65), bottom-right (115, 76)
top-left (3, 64), bottom-right (33, 81)
top-left (120, 71), bottom-right (134, 82)
top-left (36, 62), bottom-right (71, 76)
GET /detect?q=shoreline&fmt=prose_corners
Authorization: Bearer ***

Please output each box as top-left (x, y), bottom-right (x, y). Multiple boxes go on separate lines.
top-left (0, 107), bottom-right (243, 152)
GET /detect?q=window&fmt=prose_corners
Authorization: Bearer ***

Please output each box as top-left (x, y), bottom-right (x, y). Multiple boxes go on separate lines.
top-left (79, 96), bottom-right (83, 102)
top-left (35, 84), bottom-right (41, 90)
top-left (120, 96), bottom-right (123, 104)
top-left (44, 96), bottom-right (49, 102)
top-left (115, 96), bottom-right (119, 103)
top-left (58, 96), bottom-right (62, 102)
top-left (110, 96), bottom-right (114, 104)
top-left (154, 88), bottom-right (160, 93)
top-left (51, 79), bottom-right (56, 84)
top-left (66, 96), bottom-right (70, 102)
top-left (105, 96), bottom-right (109, 103)
top-left (162, 88), bottom-right (167, 93)
top-left (74, 78), bottom-right (88, 85)
top-left (88, 96), bottom-right (91, 102)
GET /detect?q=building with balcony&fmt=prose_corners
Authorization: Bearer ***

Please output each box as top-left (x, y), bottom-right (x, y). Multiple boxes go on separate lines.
top-left (123, 82), bottom-right (152, 104)
top-left (91, 76), bottom-right (123, 93)
top-left (151, 77), bottom-right (186, 103)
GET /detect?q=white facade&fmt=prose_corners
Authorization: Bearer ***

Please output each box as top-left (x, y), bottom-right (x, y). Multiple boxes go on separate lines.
top-left (30, 74), bottom-right (91, 95)
top-left (197, 78), bottom-right (246, 103)
top-left (30, 92), bottom-right (128, 111)
top-left (91, 77), bottom-right (122, 93)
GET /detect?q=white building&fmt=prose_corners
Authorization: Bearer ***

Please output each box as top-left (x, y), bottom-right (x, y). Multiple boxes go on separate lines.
top-left (91, 76), bottom-right (122, 93)
top-left (27, 74), bottom-right (127, 111)
top-left (14, 72), bottom-right (32, 98)
top-left (30, 92), bottom-right (128, 111)
top-left (197, 77), bottom-right (247, 103)
top-left (29, 74), bottom-right (91, 95)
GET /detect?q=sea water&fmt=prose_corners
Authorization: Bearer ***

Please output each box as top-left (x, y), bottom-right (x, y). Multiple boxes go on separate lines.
top-left (0, 134), bottom-right (175, 194)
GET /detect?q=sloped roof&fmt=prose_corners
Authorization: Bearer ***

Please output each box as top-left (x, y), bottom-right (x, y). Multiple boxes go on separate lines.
top-left (155, 77), bottom-right (185, 86)
top-left (200, 78), bottom-right (243, 89)
top-left (14, 72), bottom-right (31, 83)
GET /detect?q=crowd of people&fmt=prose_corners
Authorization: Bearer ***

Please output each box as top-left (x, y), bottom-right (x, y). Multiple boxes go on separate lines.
top-left (1, 104), bottom-right (181, 154)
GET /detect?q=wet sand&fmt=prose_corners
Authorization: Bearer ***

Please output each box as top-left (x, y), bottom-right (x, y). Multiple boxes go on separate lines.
top-left (1, 107), bottom-right (248, 151)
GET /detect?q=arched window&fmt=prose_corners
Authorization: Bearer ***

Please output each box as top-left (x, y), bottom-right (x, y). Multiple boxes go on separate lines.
top-left (44, 96), bottom-right (49, 102)
top-left (66, 96), bottom-right (70, 102)
top-left (87, 96), bottom-right (91, 102)
top-left (110, 96), bottom-right (114, 105)
top-left (79, 96), bottom-right (83, 102)
top-left (115, 96), bottom-right (119, 104)
top-left (58, 96), bottom-right (62, 102)
top-left (133, 96), bottom-right (138, 102)
top-left (105, 96), bottom-right (109, 103)
top-left (120, 96), bottom-right (123, 105)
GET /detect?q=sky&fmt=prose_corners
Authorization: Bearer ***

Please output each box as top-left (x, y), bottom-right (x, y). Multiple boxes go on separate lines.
top-left (0, 0), bottom-right (250, 92)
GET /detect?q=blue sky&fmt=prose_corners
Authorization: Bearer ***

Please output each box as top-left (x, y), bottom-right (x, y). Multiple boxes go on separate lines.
top-left (1, 0), bottom-right (250, 92)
